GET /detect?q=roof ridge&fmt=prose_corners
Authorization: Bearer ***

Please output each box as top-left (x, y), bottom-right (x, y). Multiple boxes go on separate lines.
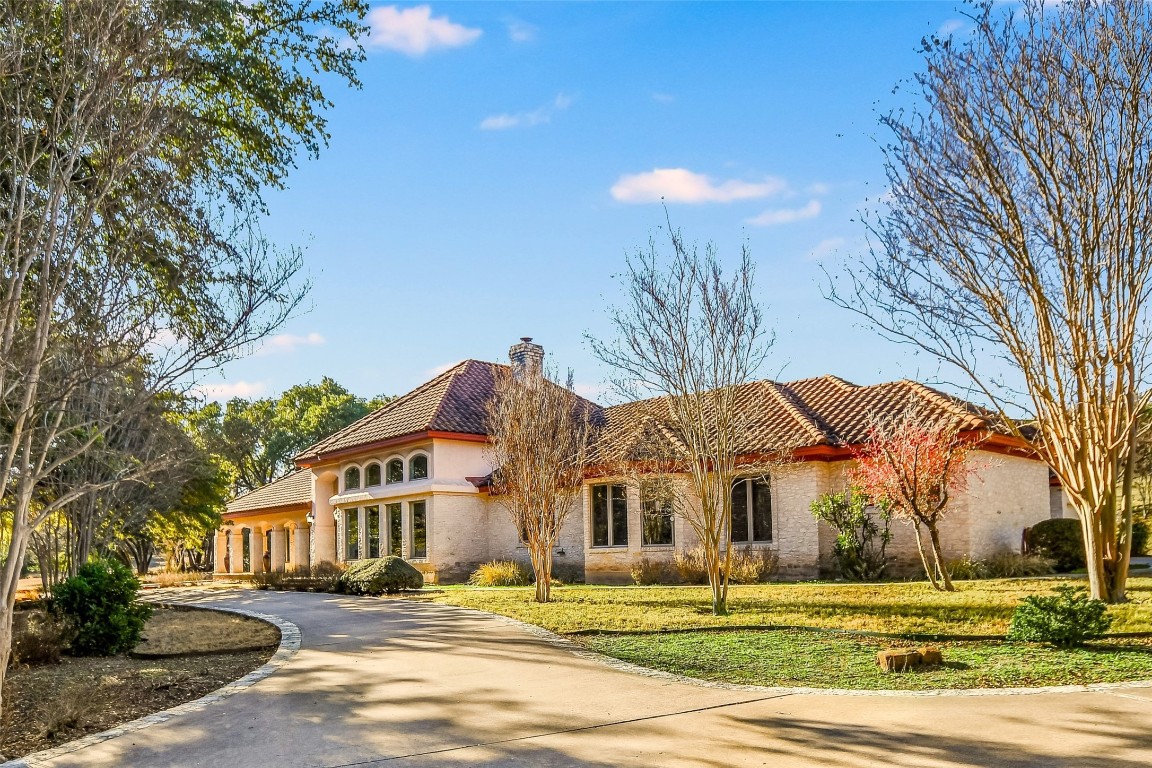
top-left (759, 380), bottom-right (830, 445)
top-left (896, 380), bottom-right (989, 426)
top-left (428, 359), bottom-right (485, 429)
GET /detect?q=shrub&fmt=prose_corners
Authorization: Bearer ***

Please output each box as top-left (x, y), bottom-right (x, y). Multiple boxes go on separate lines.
top-left (1024, 519), bottom-right (1085, 572)
top-left (468, 560), bottom-right (532, 587)
top-left (948, 549), bottom-right (1055, 580)
top-left (38, 683), bottom-right (96, 740)
top-left (1132, 520), bottom-right (1150, 557)
top-left (338, 557), bottom-right (424, 595)
top-left (729, 547), bottom-right (779, 584)
top-left (1007, 585), bottom-right (1113, 647)
top-left (673, 546), bottom-right (710, 585)
top-left (11, 610), bottom-right (73, 666)
top-left (51, 559), bottom-right (152, 656)
top-left (630, 557), bottom-right (675, 585)
top-left (149, 571), bottom-right (210, 588)
top-left (810, 488), bottom-right (892, 581)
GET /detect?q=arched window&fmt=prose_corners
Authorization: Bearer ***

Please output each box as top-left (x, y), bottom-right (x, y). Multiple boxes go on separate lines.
top-left (386, 458), bottom-right (404, 484)
top-left (366, 462), bottom-right (382, 487)
top-left (344, 466), bottom-right (361, 491)
top-left (409, 454), bottom-right (429, 481)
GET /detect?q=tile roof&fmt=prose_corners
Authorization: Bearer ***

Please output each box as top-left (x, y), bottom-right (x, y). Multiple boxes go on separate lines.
top-left (294, 360), bottom-right (501, 463)
top-left (226, 468), bottom-right (312, 515)
top-left (594, 375), bottom-right (1006, 461)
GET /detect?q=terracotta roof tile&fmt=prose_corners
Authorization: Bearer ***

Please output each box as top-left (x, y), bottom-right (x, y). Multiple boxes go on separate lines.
top-left (226, 469), bottom-right (312, 515)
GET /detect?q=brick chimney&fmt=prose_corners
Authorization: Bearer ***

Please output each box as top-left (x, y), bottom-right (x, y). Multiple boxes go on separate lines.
top-left (509, 337), bottom-right (544, 378)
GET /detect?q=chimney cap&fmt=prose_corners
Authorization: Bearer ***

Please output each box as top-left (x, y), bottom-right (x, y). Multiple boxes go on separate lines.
top-left (520, 337), bottom-right (533, 343)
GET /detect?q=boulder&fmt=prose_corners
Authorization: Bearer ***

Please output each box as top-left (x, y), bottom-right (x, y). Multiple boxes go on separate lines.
top-left (917, 646), bottom-right (944, 666)
top-left (877, 648), bottom-right (923, 672)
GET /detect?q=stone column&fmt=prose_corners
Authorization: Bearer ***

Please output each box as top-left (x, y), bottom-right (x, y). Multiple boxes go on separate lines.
top-left (270, 526), bottom-right (287, 572)
top-left (294, 524), bottom-right (311, 572)
top-left (250, 526), bottom-right (265, 575)
top-left (214, 530), bottom-right (229, 575)
top-left (312, 473), bottom-right (338, 565)
top-left (229, 529), bottom-right (245, 574)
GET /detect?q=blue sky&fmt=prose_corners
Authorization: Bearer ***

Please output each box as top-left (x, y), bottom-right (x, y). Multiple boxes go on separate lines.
top-left (199, 1), bottom-right (975, 405)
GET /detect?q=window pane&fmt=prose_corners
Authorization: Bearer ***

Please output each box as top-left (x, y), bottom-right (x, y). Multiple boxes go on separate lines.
top-left (366, 463), bottom-right (382, 486)
top-left (410, 454), bottom-right (428, 480)
top-left (284, 528), bottom-right (291, 563)
top-left (611, 485), bottom-right (628, 546)
top-left (386, 459), bottom-right (404, 484)
top-left (366, 506), bottom-right (380, 558)
top-left (387, 503), bottom-right (402, 557)
top-left (592, 485), bottom-right (609, 546)
top-left (641, 485), bottom-right (673, 546)
top-left (752, 478), bottom-right (773, 542)
top-left (345, 467), bottom-right (361, 491)
top-left (411, 501), bottom-right (427, 558)
top-left (731, 480), bottom-right (749, 543)
top-left (346, 509), bottom-right (359, 560)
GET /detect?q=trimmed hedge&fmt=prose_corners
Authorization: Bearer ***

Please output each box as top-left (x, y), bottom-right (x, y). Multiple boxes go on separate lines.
top-left (338, 557), bottom-right (424, 595)
top-left (1132, 520), bottom-right (1150, 557)
top-left (1007, 585), bottom-right (1112, 647)
top-left (52, 559), bottom-right (152, 656)
top-left (1025, 519), bottom-right (1085, 573)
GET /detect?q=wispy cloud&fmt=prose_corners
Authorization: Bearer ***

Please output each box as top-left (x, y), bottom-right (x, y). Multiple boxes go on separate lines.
top-left (651, 92), bottom-right (675, 104)
top-left (573, 382), bottom-right (610, 401)
top-left (610, 168), bottom-right (787, 204)
top-left (424, 361), bottom-right (462, 378)
top-left (480, 93), bottom-right (573, 131)
top-left (364, 5), bottom-right (481, 56)
top-left (937, 19), bottom-right (966, 36)
top-left (254, 332), bottom-right (325, 357)
top-left (196, 381), bottom-right (267, 401)
top-left (505, 17), bottom-right (537, 43)
top-left (747, 199), bottom-right (822, 226)
top-left (805, 237), bottom-right (847, 262)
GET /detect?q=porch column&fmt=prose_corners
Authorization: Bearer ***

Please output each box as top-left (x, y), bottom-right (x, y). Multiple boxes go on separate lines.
top-left (229, 529), bottom-right (245, 574)
top-left (250, 526), bottom-right (265, 575)
top-left (270, 526), bottom-right (287, 572)
top-left (213, 530), bottom-right (229, 575)
top-left (312, 477), bottom-right (338, 565)
top-left (294, 523), bottom-right (311, 572)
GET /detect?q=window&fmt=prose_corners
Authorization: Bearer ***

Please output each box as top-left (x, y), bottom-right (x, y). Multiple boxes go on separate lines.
top-left (366, 505), bottom-right (380, 558)
top-left (409, 454), bottom-right (429, 480)
top-left (386, 458), bottom-right (404, 484)
top-left (731, 477), bottom-right (772, 543)
top-left (284, 528), bottom-right (291, 563)
top-left (640, 481), bottom-right (674, 546)
top-left (344, 466), bottom-right (361, 491)
top-left (345, 508), bottom-right (360, 560)
top-left (591, 484), bottom-right (628, 547)
top-left (366, 462), bottom-right (382, 487)
top-left (411, 500), bottom-right (427, 558)
top-left (386, 503), bottom-right (403, 557)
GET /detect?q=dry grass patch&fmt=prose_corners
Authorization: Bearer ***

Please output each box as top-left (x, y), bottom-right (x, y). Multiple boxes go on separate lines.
top-left (133, 607), bottom-right (280, 657)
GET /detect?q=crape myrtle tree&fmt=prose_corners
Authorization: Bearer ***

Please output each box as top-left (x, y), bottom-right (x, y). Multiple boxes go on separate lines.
top-left (590, 217), bottom-right (788, 616)
top-left (486, 364), bottom-right (598, 603)
top-left (850, 406), bottom-right (978, 591)
top-left (827, 0), bottom-right (1152, 602)
top-left (0, 0), bottom-right (367, 710)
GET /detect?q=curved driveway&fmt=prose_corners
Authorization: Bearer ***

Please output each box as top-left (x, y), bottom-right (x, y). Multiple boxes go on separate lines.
top-left (26, 589), bottom-right (1152, 767)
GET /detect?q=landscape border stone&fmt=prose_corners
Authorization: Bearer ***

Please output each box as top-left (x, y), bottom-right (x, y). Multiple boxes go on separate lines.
top-left (2, 604), bottom-right (300, 768)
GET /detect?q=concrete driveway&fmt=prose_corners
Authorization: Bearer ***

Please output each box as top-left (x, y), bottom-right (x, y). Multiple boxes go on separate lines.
top-left (21, 589), bottom-right (1152, 767)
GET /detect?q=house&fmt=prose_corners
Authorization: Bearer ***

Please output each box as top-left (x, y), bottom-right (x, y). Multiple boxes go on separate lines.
top-left (214, 338), bottom-right (1056, 584)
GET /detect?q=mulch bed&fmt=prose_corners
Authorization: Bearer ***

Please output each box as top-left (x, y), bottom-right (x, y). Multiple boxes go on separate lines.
top-left (1, 608), bottom-right (276, 761)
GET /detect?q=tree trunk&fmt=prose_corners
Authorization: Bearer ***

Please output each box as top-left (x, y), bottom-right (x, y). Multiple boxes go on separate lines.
top-left (926, 521), bottom-right (954, 592)
top-left (707, 542), bottom-right (729, 616)
top-left (911, 523), bottom-right (941, 590)
top-left (533, 546), bottom-right (553, 603)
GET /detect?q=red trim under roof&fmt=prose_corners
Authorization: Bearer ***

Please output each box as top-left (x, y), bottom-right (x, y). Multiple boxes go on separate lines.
top-left (224, 502), bottom-right (312, 520)
top-left (296, 430), bottom-right (488, 468)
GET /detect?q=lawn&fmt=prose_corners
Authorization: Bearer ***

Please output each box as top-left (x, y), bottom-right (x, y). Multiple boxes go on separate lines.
top-left (428, 577), bottom-right (1152, 636)
top-left (424, 577), bottom-right (1152, 690)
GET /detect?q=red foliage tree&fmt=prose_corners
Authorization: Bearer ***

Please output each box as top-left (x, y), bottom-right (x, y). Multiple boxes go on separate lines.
top-left (851, 407), bottom-right (979, 591)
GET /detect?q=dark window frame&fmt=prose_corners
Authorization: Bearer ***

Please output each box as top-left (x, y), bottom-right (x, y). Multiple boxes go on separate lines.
top-left (411, 500), bottom-right (428, 559)
top-left (640, 482), bottom-right (674, 547)
top-left (730, 477), bottom-right (773, 544)
top-left (345, 507), bottom-right (360, 560)
top-left (409, 454), bottom-right (429, 481)
top-left (344, 466), bottom-right (361, 491)
top-left (366, 462), bottom-right (382, 487)
top-left (386, 458), bottom-right (404, 484)
top-left (591, 484), bottom-right (629, 548)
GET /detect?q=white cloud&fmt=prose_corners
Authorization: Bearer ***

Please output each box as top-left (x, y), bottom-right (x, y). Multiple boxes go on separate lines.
top-left (505, 17), bottom-right (537, 43)
top-left (480, 93), bottom-right (573, 131)
top-left (651, 92), bottom-right (675, 104)
top-left (747, 199), bottom-right (822, 226)
top-left (364, 5), bottom-right (481, 56)
top-left (573, 382), bottom-right (610, 401)
top-left (805, 182), bottom-right (832, 195)
top-left (196, 381), bottom-right (267, 401)
top-left (425, 361), bottom-right (462, 378)
top-left (610, 168), bottom-right (788, 204)
top-left (937, 19), bottom-right (965, 36)
top-left (805, 237), bottom-right (847, 262)
top-left (254, 332), bottom-right (325, 357)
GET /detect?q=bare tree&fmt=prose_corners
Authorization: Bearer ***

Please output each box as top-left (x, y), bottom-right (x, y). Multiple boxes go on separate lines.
top-left (486, 364), bottom-right (597, 603)
top-left (590, 218), bottom-right (785, 615)
top-left (851, 405), bottom-right (979, 591)
top-left (0, 0), bottom-right (364, 709)
top-left (827, 0), bottom-right (1152, 602)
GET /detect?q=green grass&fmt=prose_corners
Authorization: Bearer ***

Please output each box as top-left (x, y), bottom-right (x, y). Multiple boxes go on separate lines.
top-left (427, 577), bottom-right (1152, 636)
top-left (575, 630), bottom-right (1152, 690)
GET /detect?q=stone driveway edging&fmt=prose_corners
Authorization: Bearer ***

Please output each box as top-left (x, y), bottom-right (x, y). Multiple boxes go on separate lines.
top-left (2, 605), bottom-right (300, 768)
top-left (451, 603), bottom-right (1152, 699)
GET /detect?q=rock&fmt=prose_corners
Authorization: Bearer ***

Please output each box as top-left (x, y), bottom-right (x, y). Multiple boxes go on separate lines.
top-left (877, 648), bottom-right (923, 672)
top-left (917, 646), bottom-right (944, 666)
